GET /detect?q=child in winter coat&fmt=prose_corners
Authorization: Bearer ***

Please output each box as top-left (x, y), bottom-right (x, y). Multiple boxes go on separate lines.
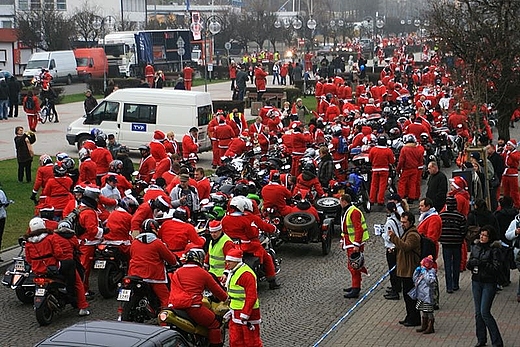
top-left (410, 255), bottom-right (437, 334)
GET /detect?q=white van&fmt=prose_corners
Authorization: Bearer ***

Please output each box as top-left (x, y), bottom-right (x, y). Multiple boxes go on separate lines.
top-left (22, 50), bottom-right (78, 85)
top-left (66, 89), bottom-right (213, 152)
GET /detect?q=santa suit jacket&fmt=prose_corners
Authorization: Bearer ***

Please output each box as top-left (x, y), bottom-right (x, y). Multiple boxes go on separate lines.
top-left (25, 232), bottom-right (64, 275)
top-left (105, 207), bottom-right (132, 242)
top-left (42, 176), bottom-right (73, 210)
top-left (90, 147), bottom-right (112, 176)
top-left (138, 155), bottom-right (156, 183)
top-left (261, 183), bottom-right (292, 210)
top-left (158, 218), bottom-right (205, 256)
top-left (368, 146), bottom-right (395, 171)
top-left (182, 134), bottom-right (199, 159)
top-left (149, 141), bottom-right (167, 161)
top-left (79, 159), bottom-right (97, 184)
top-left (33, 164), bottom-right (54, 195)
top-left (128, 233), bottom-right (177, 283)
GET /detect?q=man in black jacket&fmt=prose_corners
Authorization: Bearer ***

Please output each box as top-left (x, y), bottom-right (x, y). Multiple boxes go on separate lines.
top-left (486, 144), bottom-right (505, 210)
top-left (425, 161), bottom-right (448, 212)
top-left (7, 76), bottom-right (20, 118)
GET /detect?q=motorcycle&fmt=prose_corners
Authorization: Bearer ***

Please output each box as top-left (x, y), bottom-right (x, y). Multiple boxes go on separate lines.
top-left (117, 275), bottom-right (163, 323)
top-left (93, 243), bottom-right (129, 299)
top-left (32, 274), bottom-right (70, 326)
top-left (158, 292), bottom-right (230, 347)
top-left (1, 237), bottom-right (36, 304)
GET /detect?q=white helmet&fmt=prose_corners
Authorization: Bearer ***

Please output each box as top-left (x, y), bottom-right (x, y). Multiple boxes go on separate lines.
top-left (78, 147), bottom-right (90, 161)
top-left (29, 217), bottom-right (46, 232)
top-left (243, 197), bottom-right (254, 213)
top-left (230, 196), bottom-right (248, 213)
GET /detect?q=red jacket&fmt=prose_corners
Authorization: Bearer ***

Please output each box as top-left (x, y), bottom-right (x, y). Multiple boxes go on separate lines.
top-left (149, 141), bottom-right (167, 161)
top-left (131, 202), bottom-right (153, 231)
top-left (142, 187), bottom-right (170, 203)
top-left (158, 219), bottom-right (205, 257)
top-left (42, 176), bottom-right (73, 211)
top-left (502, 150), bottom-right (520, 176)
top-left (79, 159), bottom-right (97, 184)
top-left (291, 132), bottom-right (311, 155)
top-left (261, 182), bottom-right (292, 210)
top-left (23, 95), bottom-right (41, 115)
top-left (90, 147), bottom-right (113, 176)
top-left (153, 157), bottom-right (172, 181)
top-left (215, 123), bottom-right (235, 149)
top-left (294, 173), bottom-right (325, 197)
top-left (325, 104), bottom-right (341, 122)
top-left (128, 234), bottom-right (177, 282)
top-left (33, 164), bottom-right (54, 194)
top-left (25, 232), bottom-right (64, 275)
top-left (182, 134), bottom-right (199, 159)
top-left (196, 177), bottom-right (211, 201)
top-left (254, 67), bottom-right (268, 92)
top-left (221, 213), bottom-right (276, 241)
top-left (368, 146), bottom-right (395, 171)
top-left (53, 232), bottom-right (80, 260)
top-left (225, 138), bottom-right (249, 157)
top-left (169, 264), bottom-right (228, 307)
top-left (417, 212), bottom-right (442, 243)
top-left (78, 206), bottom-right (102, 242)
top-left (138, 155), bottom-right (156, 183)
top-left (105, 208), bottom-right (132, 242)
top-left (397, 144), bottom-right (424, 172)
top-left (449, 190), bottom-right (471, 216)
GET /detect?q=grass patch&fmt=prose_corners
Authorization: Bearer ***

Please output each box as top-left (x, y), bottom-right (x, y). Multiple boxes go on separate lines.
top-left (0, 158), bottom-right (38, 251)
top-left (59, 94), bottom-right (103, 104)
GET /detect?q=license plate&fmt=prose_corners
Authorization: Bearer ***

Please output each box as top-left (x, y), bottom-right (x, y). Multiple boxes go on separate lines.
top-left (94, 260), bottom-right (106, 269)
top-left (35, 288), bottom-right (46, 297)
top-left (14, 261), bottom-right (25, 272)
top-left (117, 289), bottom-right (131, 301)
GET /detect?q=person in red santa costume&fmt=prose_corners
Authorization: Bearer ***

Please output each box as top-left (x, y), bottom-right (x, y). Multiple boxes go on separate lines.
top-left (168, 248), bottom-right (228, 347)
top-left (137, 145), bottom-right (156, 183)
top-left (104, 196), bottom-right (139, 258)
top-left (78, 148), bottom-right (97, 184)
top-left (157, 207), bottom-right (205, 258)
top-left (221, 196), bottom-right (280, 289)
top-left (131, 196), bottom-right (170, 234)
top-left (369, 136), bottom-right (396, 206)
top-left (42, 163), bottom-right (73, 219)
top-left (31, 154), bottom-right (54, 203)
top-left (225, 248), bottom-right (263, 347)
top-left (501, 139), bottom-right (520, 208)
top-left (128, 219), bottom-right (178, 307)
top-left (417, 197), bottom-right (442, 258)
top-left (208, 111), bottom-right (225, 168)
top-left (149, 130), bottom-right (168, 161)
top-left (225, 131), bottom-right (251, 158)
top-left (215, 117), bottom-right (236, 160)
top-left (289, 121), bottom-right (312, 177)
top-left (182, 127), bottom-right (200, 163)
top-left (261, 173), bottom-right (293, 217)
top-left (397, 135), bottom-right (424, 204)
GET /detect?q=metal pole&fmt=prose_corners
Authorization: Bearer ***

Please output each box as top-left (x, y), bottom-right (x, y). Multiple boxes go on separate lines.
top-left (103, 24), bottom-right (107, 92)
top-left (204, 30), bottom-right (208, 92)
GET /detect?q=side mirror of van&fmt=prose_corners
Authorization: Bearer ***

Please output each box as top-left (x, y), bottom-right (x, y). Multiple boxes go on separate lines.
top-left (88, 63), bottom-right (93, 68)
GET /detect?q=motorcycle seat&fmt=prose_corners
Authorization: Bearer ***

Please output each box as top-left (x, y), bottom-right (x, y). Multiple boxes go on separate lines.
top-left (173, 309), bottom-right (197, 325)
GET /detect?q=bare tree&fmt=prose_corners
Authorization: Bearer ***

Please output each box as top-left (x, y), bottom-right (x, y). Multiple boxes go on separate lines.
top-left (427, 0), bottom-right (520, 140)
top-left (15, 10), bottom-right (76, 50)
top-left (72, 2), bottom-right (102, 46)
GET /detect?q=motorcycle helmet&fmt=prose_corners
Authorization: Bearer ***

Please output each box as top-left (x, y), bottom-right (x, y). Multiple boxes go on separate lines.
top-left (404, 134), bottom-right (417, 144)
top-left (78, 148), bottom-right (90, 161)
top-left (39, 154), bottom-right (52, 166)
top-left (377, 136), bottom-right (387, 146)
top-left (296, 199), bottom-right (311, 210)
top-left (73, 185), bottom-right (85, 194)
top-left (119, 196), bottom-right (139, 214)
top-left (53, 162), bottom-right (67, 177)
top-left (332, 126), bottom-right (342, 137)
top-left (118, 145), bottom-right (129, 155)
top-left (95, 135), bottom-right (107, 148)
top-left (234, 183), bottom-right (249, 197)
top-left (303, 162), bottom-right (315, 173)
top-left (173, 207), bottom-right (188, 221)
top-left (109, 160), bottom-right (123, 174)
top-left (348, 251), bottom-right (365, 270)
top-left (420, 132), bottom-right (429, 142)
top-left (304, 148), bottom-right (316, 158)
top-left (142, 218), bottom-right (160, 234)
top-left (39, 207), bottom-right (55, 220)
top-left (230, 195), bottom-right (248, 213)
top-left (56, 152), bottom-right (69, 161)
top-left (243, 197), bottom-right (254, 213)
top-left (389, 127), bottom-right (401, 139)
top-left (29, 217), bottom-right (46, 232)
top-left (138, 144), bottom-right (150, 157)
top-left (185, 248), bottom-right (205, 266)
top-left (325, 93), bottom-right (333, 101)
top-left (151, 196), bottom-right (170, 213)
top-left (61, 157), bottom-right (75, 171)
top-left (83, 186), bottom-right (101, 200)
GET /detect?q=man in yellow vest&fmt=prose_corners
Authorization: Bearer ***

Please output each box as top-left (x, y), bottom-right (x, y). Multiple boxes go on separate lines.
top-left (340, 194), bottom-right (369, 298)
top-left (205, 220), bottom-right (236, 280)
top-left (225, 248), bottom-right (262, 347)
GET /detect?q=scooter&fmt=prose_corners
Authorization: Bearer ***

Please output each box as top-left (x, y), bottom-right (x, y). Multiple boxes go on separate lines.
top-left (1, 237), bottom-right (35, 304)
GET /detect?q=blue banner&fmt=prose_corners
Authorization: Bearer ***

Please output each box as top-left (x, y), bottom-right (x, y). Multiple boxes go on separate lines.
top-left (135, 32), bottom-right (153, 65)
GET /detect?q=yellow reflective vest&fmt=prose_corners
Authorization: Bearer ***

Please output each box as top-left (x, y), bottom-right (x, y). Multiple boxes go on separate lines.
top-left (342, 205), bottom-right (369, 243)
top-left (228, 264), bottom-right (260, 310)
top-left (208, 233), bottom-right (232, 277)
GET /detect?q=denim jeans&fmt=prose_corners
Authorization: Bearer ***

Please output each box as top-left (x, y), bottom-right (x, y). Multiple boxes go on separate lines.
top-left (0, 99), bottom-right (7, 119)
top-left (472, 281), bottom-right (503, 346)
top-left (442, 244), bottom-right (461, 291)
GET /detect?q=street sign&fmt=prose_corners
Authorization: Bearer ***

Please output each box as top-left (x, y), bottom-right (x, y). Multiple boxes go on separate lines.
top-left (178, 47), bottom-right (185, 56)
top-left (176, 36), bottom-right (185, 48)
top-left (224, 42), bottom-right (231, 50)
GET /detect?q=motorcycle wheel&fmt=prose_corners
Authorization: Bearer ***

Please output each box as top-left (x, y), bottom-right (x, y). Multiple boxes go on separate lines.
top-left (35, 297), bottom-right (54, 326)
top-left (121, 295), bottom-right (138, 322)
top-left (361, 190), bottom-right (371, 214)
top-left (315, 197), bottom-right (341, 214)
top-left (98, 263), bottom-right (122, 299)
top-left (15, 286), bottom-right (34, 304)
top-left (322, 223), bottom-right (333, 256)
top-left (283, 212), bottom-right (316, 232)
top-left (40, 107), bottom-right (48, 124)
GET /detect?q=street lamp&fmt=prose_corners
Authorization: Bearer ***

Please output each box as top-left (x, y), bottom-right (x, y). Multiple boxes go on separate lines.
top-left (93, 16), bottom-right (116, 92)
top-left (190, 14), bottom-right (221, 92)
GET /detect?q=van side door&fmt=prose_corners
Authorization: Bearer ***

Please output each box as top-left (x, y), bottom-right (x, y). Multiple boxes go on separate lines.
top-left (119, 103), bottom-right (157, 148)
top-left (84, 100), bottom-right (120, 140)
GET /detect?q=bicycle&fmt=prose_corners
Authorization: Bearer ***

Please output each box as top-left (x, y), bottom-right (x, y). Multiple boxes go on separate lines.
top-left (39, 97), bottom-right (55, 124)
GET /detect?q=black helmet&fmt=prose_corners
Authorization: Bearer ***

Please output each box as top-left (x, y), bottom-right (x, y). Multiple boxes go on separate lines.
top-left (39, 207), bottom-right (55, 220)
top-left (95, 135), bottom-right (107, 147)
top-left (271, 172), bottom-right (281, 183)
top-left (119, 196), bottom-right (139, 213)
top-left (53, 163), bottom-right (67, 177)
top-left (118, 145), bottom-right (129, 155)
top-left (142, 218), bottom-right (159, 234)
top-left (234, 183), bottom-right (249, 197)
top-left (303, 162), bottom-right (315, 173)
top-left (151, 196), bottom-right (170, 213)
top-left (325, 93), bottom-right (333, 101)
top-left (377, 136), bottom-right (387, 146)
top-left (109, 160), bottom-right (123, 173)
top-left (173, 207), bottom-right (188, 221)
top-left (296, 199), bottom-right (311, 210)
top-left (61, 157), bottom-right (75, 171)
top-left (185, 248), bottom-right (205, 266)
top-left (138, 144), bottom-right (150, 153)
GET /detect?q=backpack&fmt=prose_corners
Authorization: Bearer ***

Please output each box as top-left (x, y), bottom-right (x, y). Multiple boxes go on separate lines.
top-left (62, 207), bottom-right (88, 237)
top-left (25, 96), bottom-right (35, 110)
top-left (415, 232), bottom-right (437, 260)
top-left (337, 136), bottom-right (348, 154)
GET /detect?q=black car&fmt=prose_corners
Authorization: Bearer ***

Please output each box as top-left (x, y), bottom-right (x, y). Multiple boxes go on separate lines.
top-left (34, 320), bottom-right (189, 347)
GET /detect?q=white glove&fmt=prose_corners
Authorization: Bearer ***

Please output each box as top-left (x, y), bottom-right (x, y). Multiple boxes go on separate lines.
top-left (223, 310), bottom-right (232, 322)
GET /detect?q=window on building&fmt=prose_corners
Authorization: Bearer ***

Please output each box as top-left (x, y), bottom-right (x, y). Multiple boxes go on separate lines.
top-left (18, 0), bottom-right (29, 10)
top-left (43, 0), bottom-right (54, 10)
top-left (1, 21), bottom-right (13, 28)
top-left (30, 0), bottom-right (41, 9)
top-left (56, 0), bottom-right (66, 10)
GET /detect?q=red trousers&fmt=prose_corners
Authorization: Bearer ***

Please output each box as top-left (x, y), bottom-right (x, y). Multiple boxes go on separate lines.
top-left (291, 155), bottom-right (303, 177)
top-left (79, 245), bottom-right (95, 292)
top-left (346, 246), bottom-right (364, 289)
top-left (460, 241), bottom-right (468, 271)
top-left (185, 306), bottom-right (222, 344)
top-left (502, 175), bottom-right (520, 208)
top-left (74, 270), bottom-right (89, 309)
top-left (240, 242), bottom-right (276, 279)
top-left (150, 283), bottom-right (170, 307)
top-left (27, 115), bottom-right (38, 131)
top-left (185, 80), bottom-right (192, 90)
top-left (369, 171), bottom-right (389, 204)
top-left (219, 147), bottom-right (228, 159)
top-left (211, 140), bottom-right (221, 166)
top-left (398, 169), bottom-right (418, 200)
top-left (229, 320), bottom-right (262, 347)
top-left (415, 169), bottom-right (423, 200)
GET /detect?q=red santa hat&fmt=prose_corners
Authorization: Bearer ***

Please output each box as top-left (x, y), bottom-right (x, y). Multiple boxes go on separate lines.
top-left (449, 176), bottom-right (467, 190)
top-left (225, 248), bottom-right (243, 262)
top-left (154, 130), bottom-right (166, 140)
top-left (208, 220), bottom-right (222, 233)
top-left (82, 140), bottom-right (96, 151)
top-left (290, 121), bottom-right (302, 129)
top-left (507, 139), bottom-right (517, 148)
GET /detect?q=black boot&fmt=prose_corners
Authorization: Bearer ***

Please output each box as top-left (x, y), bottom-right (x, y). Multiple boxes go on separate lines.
top-left (268, 279), bottom-right (281, 290)
top-left (343, 288), bottom-right (360, 298)
top-left (416, 317), bottom-right (428, 333)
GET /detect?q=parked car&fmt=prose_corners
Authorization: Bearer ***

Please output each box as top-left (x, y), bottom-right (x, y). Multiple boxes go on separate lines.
top-left (34, 320), bottom-right (190, 347)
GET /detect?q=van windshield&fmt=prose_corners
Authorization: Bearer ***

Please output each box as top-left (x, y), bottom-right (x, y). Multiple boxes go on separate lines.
top-left (27, 60), bottom-right (49, 69)
top-left (197, 105), bottom-right (212, 126)
top-left (76, 58), bottom-right (89, 67)
top-left (104, 44), bottom-right (126, 57)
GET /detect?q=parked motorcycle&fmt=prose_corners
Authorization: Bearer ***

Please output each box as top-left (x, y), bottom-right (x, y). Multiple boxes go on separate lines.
top-left (1, 237), bottom-right (35, 304)
top-left (158, 292), bottom-right (230, 347)
top-left (117, 275), bottom-right (163, 323)
top-left (32, 275), bottom-right (70, 326)
top-left (93, 243), bottom-right (129, 299)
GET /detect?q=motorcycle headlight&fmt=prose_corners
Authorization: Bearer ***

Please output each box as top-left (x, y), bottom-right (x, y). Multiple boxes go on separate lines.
top-left (158, 311), bottom-right (168, 321)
